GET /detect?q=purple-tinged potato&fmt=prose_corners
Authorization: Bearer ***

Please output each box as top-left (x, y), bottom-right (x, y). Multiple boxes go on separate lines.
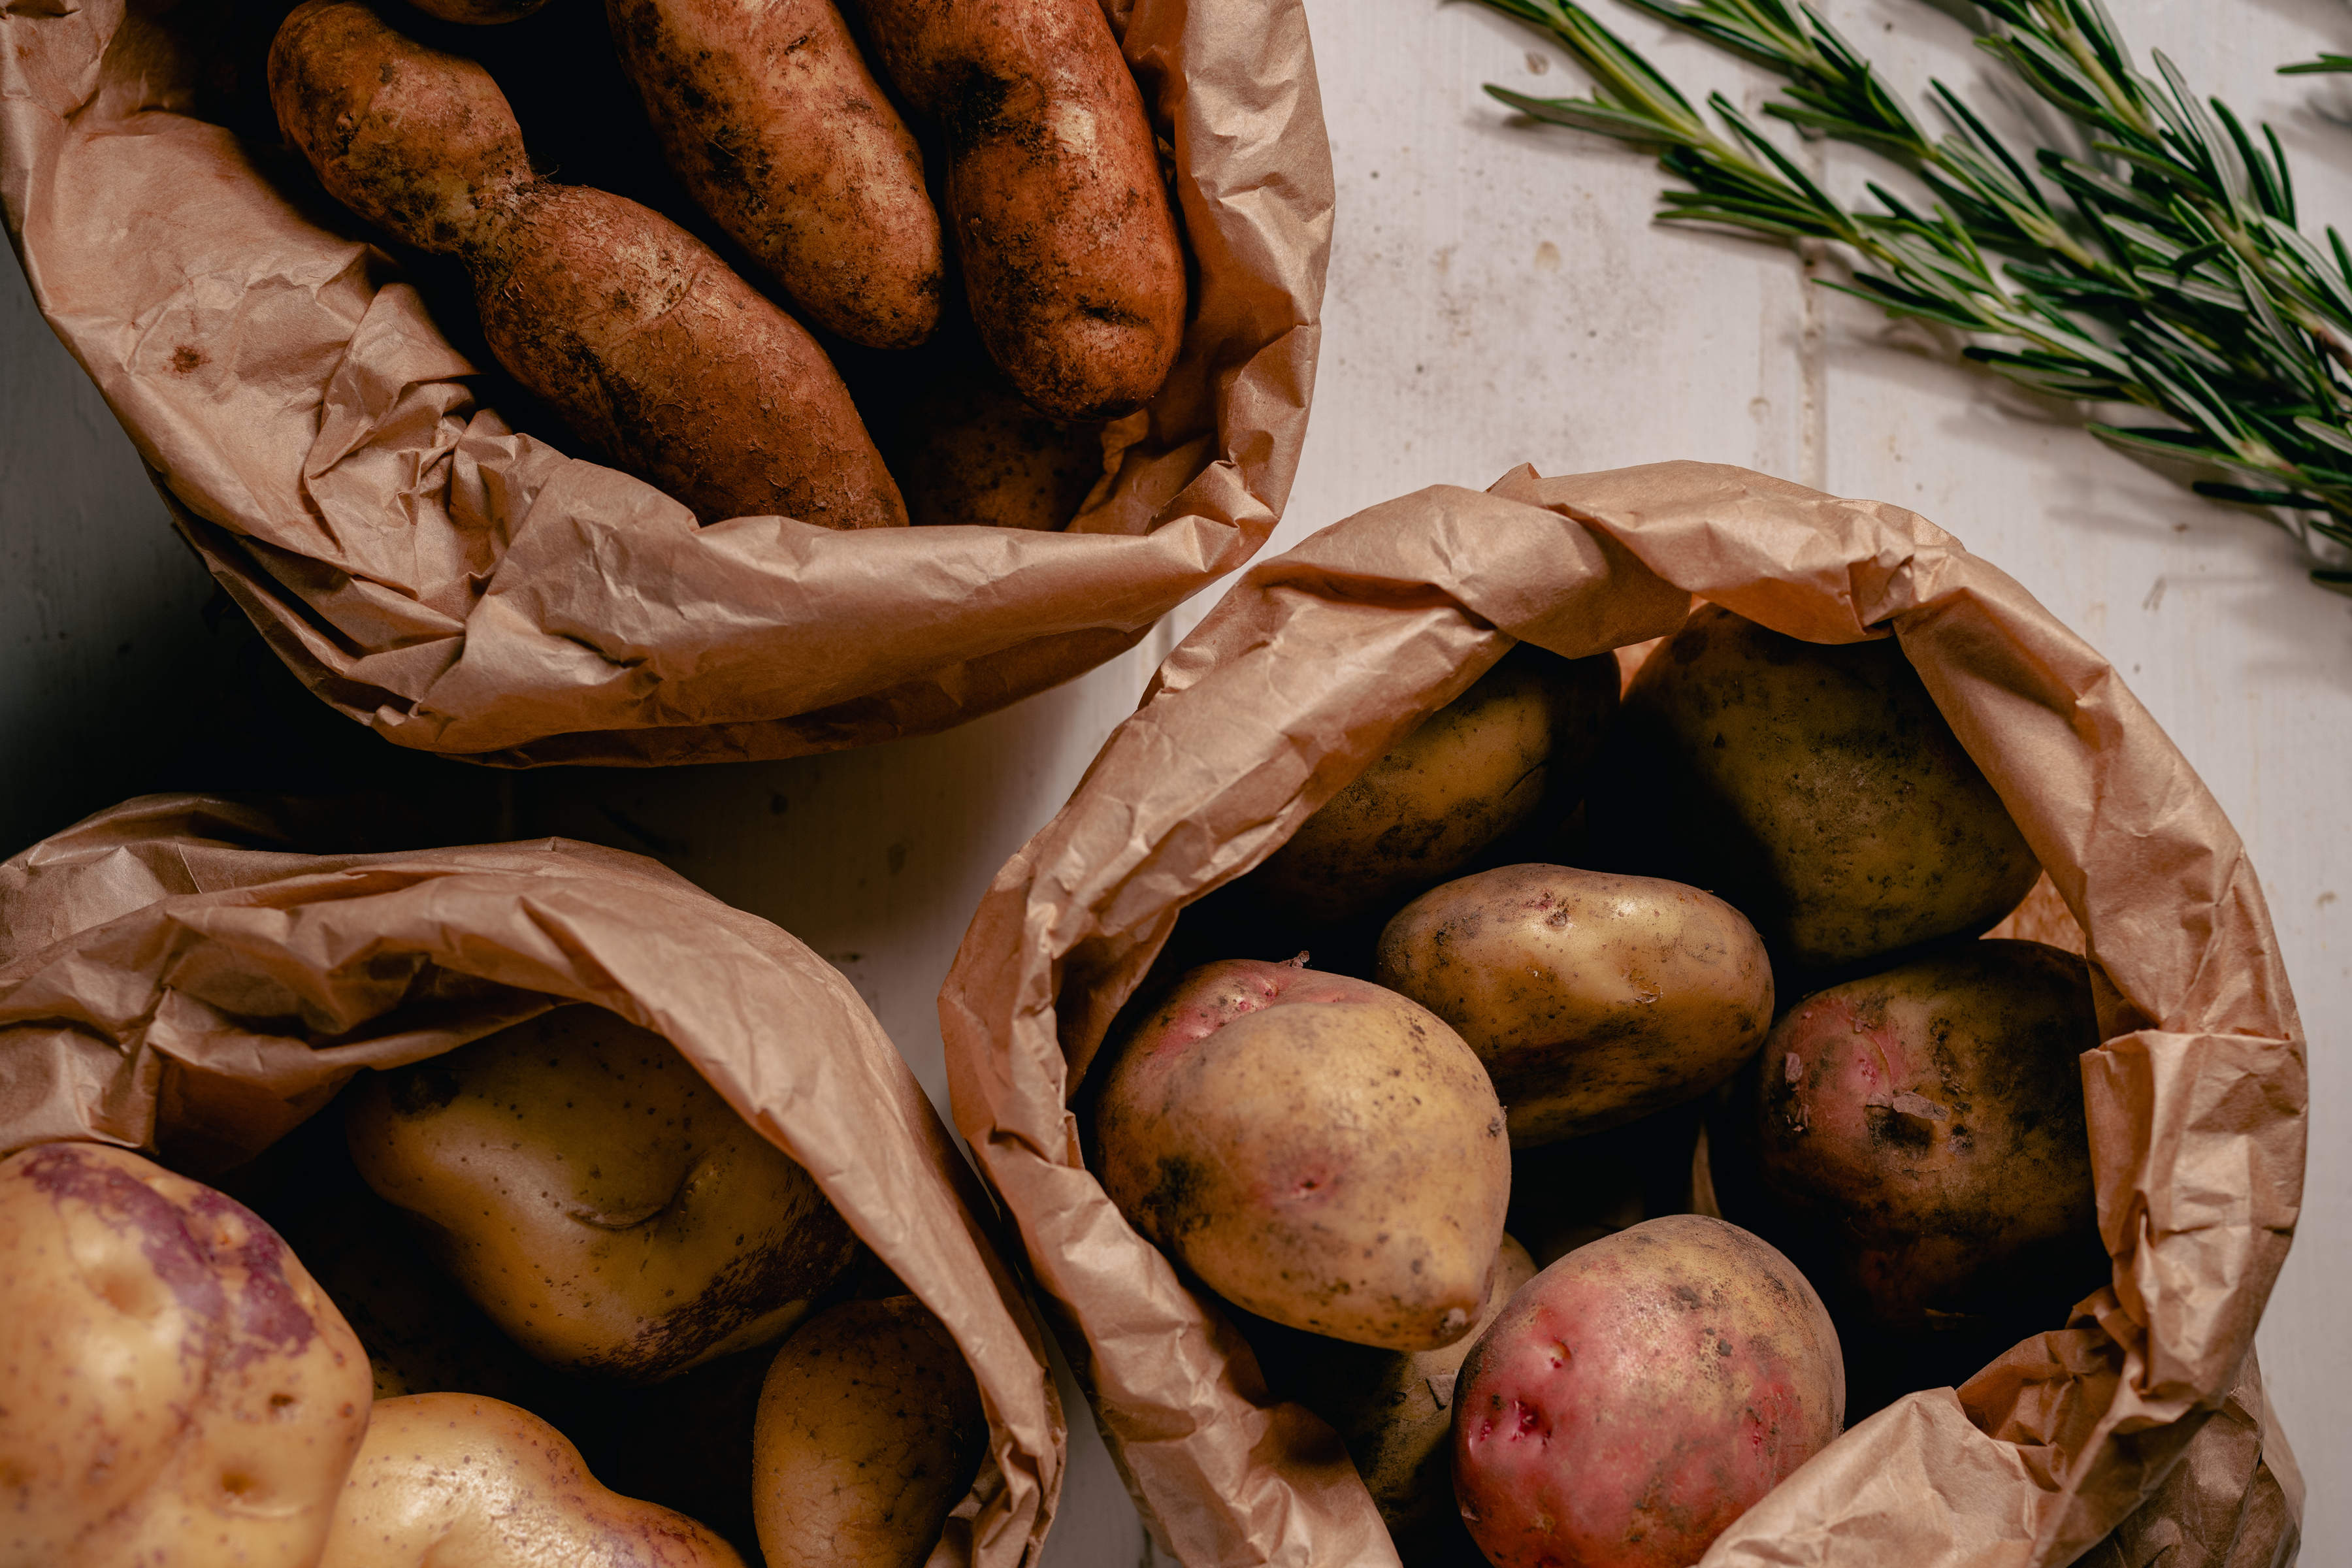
top-left (1754, 939), bottom-right (2101, 1330)
top-left (1453, 1215), bottom-right (1843, 1568)
top-left (1096, 958), bottom-right (1511, 1351)
top-left (0, 1142), bottom-right (373, 1568)
top-left (316, 1393), bottom-right (745, 1566)
top-left (1376, 865), bottom-right (1774, 1147)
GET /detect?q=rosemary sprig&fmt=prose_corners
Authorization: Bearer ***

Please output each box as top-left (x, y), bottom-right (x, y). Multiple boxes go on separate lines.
top-left (1474, 0), bottom-right (2352, 581)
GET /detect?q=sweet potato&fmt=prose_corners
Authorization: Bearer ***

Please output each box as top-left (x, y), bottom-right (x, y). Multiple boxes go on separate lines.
top-left (607, 0), bottom-right (944, 349)
top-left (345, 1005), bottom-right (859, 1381)
top-left (0, 1143), bottom-right (372, 1568)
top-left (268, 0), bottom-right (906, 528)
top-left (402, 0), bottom-right (549, 22)
top-left (1452, 1215), bottom-right (1843, 1568)
top-left (851, 0), bottom-right (1186, 419)
top-left (751, 1296), bottom-right (987, 1568)
top-left (1094, 958), bottom-right (1511, 1351)
top-left (316, 1392), bottom-right (745, 1566)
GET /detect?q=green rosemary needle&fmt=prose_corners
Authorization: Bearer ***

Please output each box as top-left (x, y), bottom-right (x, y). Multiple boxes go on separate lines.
top-left (1474, 0), bottom-right (2352, 585)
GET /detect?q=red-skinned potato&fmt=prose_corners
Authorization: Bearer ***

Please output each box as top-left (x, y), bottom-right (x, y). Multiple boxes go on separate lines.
top-left (1094, 958), bottom-right (1511, 1351)
top-left (316, 1392), bottom-right (744, 1566)
top-left (0, 1142), bottom-right (372, 1568)
top-left (751, 1296), bottom-right (987, 1568)
top-left (1754, 939), bottom-right (2102, 1330)
top-left (1453, 1215), bottom-right (1844, 1568)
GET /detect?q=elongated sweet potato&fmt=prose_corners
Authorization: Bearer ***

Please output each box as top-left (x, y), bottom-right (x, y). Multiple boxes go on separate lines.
top-left (853, 0), bottom-right (1186, 419)
top-left (608, 0), bottom-right (943, 350)
top-left (269, 0), bottom-right (906, 528)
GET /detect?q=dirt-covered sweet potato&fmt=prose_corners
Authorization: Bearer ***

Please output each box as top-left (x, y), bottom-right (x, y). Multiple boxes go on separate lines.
top-left (885, 351), bottom-right (1106, 530)
top-left (316, 1392), bottom-right (745, 1566)
top-left (1376, 864), bottom-right (1773, 1147)
top-left (345, 1005), bottom-right (859, 1381)
top-left (607, 0), bottom-right (943, 350)
top-left (1094, 958), bottom-right (1511, 1351)
top-left (403, 0), bottom-right (549, 22)
top-left (851, 0), bottom-right (1186, 419)
top-left (268, 0), bottom-right (906, 528)
top-left (1251, 644), bottom-right (1622, 928)
top-left (751, 1296), bottom-right (987, 1568)
top-left (0, 1142), bottom-right (372, 1568)
top-left (1593, 604), bottom-right (2040, 970)
top-left (1453, 1215), bottom-right (1844, 1568)
top-left (1752, 939), bottom-right (2102, 1330)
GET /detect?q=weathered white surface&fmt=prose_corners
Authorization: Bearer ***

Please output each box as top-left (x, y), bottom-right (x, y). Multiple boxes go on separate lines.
top-left (1, 1), bottom-right (2345, 1562)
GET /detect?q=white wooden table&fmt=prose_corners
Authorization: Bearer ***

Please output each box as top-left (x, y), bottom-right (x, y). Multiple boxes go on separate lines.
top-left (1, 1), bottom-right (2342, 1561)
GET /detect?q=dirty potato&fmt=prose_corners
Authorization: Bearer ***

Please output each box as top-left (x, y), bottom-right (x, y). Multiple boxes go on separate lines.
top-left (1252, 645), bottom-right (1621, 927)
top-left (316, 1392), bottom-right (745, 1566)
top-left (852, 0), bottom-right (1186, 418)
top-left (346, 1006), bottom-right (858, 1381)
top-left (886, 351), bottom-right (1107, 530)
top-left (1752, 939), bottom-right (2102, 1330)
top-left (1597, 604), bottom-right (2040, 970)
top-left (1452, 1215), bottom-right (1844, 1568)
top-left (269, 1), bottom-right (906, 528)
top-left (1375, 865), bottom-right (1773, 1147)
top-left (1264, 1235), bottom-right (1537, 1545)
top-left (751, 1296), bottom-right (988, 1568)
top-left (0, 1143), bottom-right (372, 1568)
top-left (607, 0), bottom-right (944, 349)
top-left (1094, 958), bottom-right (1511, 1351)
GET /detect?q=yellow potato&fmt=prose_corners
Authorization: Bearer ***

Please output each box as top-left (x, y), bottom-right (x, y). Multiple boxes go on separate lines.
top-left (346, 1006), bottom-right (858, 1380)
top-left (1251, 644), bottom-right (1620, 926)
top-left (1094, 959), bottom-right (1511, 1351)
top-left (0, 1142), bottom-right (371, 1568)
top-left (316, 1392), bottom-right (743, 1566)
top-left (1267, 1235), bottom-right (1537, 1544)
top-left (751, 1296), bottom-right (987, 1568)
top-left (1375, 864), bottom-right (1774, 1146)
top-left (1599, 604), bottom-right (2040, 969)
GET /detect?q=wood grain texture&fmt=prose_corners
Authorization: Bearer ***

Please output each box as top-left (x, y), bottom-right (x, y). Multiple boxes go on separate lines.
top-left (2, 1), bottom-right (2345, 1562)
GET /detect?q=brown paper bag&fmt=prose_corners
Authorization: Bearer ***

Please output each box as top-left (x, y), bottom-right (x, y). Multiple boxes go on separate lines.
top-left (938, 462), bottom-right (2306, 1566)
top-left (0, 0), bottom-right (1329, 766)
top-left (0, 792), bottom-right (1064, 1567)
